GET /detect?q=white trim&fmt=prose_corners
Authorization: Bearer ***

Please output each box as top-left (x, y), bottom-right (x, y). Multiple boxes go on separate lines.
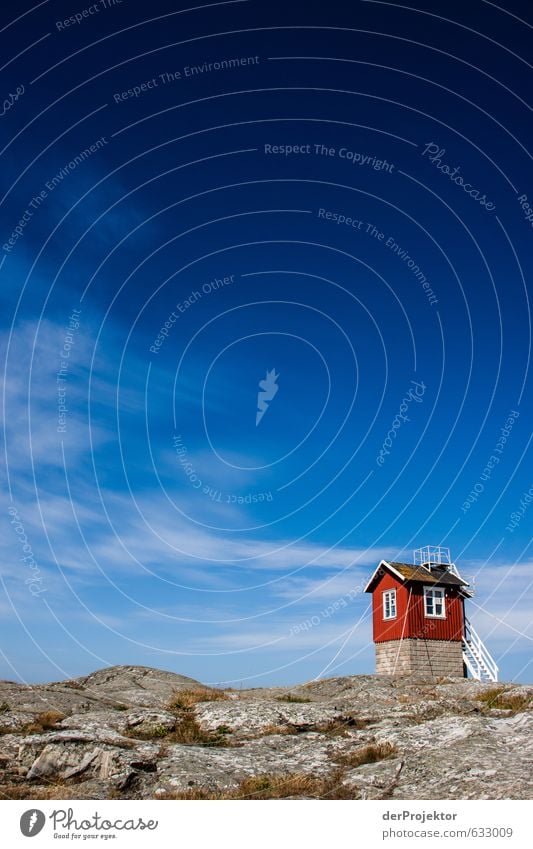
top-left (423, 585), bottom-right (446, 618)
top-left (364, 560), bottom-right (406, 593)
top-left (382, 589), bottom-right (397, 620)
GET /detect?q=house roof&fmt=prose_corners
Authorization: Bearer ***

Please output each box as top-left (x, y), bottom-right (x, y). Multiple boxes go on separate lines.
top-left (364, 560), bottom-right (470, 593)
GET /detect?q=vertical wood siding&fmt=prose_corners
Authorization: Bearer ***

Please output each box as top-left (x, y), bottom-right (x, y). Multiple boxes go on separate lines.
top-left (371, 570), bottom-right (465, 643)
top-left (408, 585), bottom-right (464, 641)
top-left (372, 571), bottom-right (410, 642)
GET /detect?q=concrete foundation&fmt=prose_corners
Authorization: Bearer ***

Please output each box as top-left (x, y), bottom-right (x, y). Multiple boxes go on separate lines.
top-left (375, 638), bottom-right (465, 677)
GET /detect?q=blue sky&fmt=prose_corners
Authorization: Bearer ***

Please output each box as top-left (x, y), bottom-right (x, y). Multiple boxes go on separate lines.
top-left (0, 0), bottom-right (532, 685)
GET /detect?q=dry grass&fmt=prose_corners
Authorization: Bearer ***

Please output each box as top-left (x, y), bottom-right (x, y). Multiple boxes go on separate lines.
top-left (169, 714), bottom-right (217, 745)
top-left (151, 688), bottom-right (234, 747)
top-left (25, 711), bottom-right (65, 733)
top-left (312, 715), bottom-right (369, 736)
top-left (260, 724), bottom-right (299, 736)
top-left (168, 714), bottom-right (234, 747)
top-left (0, 782), bottom-right (73, 800)
top-left (252, 715), bottom-right (369, 738)
top-left (476, 687), bottom-right (531, 713)
top-left (0, 709), bottom-right (66, 738)
top-left (160, 769), bottom-right (357, 800)
top-left (332, 742), bottom-right (398, 768)
top-left (275, 694), bottom-right (311, 703)
top-left (126, 713), bottom-right (233, 747)
top-left (166, 687), bottom-right (227, 711)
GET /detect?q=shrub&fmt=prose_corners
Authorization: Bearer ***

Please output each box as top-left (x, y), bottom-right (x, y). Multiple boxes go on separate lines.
top-left (125, 723), bottom-right (172, 740)
top-left (147, 724), bottom-right (170, 739)
top-left (0, 702), bottom-right (10, 714)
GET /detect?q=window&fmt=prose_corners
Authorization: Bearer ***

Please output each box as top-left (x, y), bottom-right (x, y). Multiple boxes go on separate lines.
top-left (424, 586), bottom-right (445, 618)
top-left (383, 589), bottom-right (397, 620)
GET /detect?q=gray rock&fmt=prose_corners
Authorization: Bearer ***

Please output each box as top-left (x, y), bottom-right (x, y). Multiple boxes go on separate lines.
top-left (125, 710), bottom-right (176, 731)
top-left (1, 666), bottom-right (531, 800)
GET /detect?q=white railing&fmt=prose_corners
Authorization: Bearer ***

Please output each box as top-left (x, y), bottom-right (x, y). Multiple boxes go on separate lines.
top-left (463, 617), bottom-right (498, 682)
top-left (414, 545), bottom-right (452, 567)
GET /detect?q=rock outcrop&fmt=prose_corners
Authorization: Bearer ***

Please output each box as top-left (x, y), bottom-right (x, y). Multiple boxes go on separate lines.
top-left (0, 666), bottom-right (531, 799)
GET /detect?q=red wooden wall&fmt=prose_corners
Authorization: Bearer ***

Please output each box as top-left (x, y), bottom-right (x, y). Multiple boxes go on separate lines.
top-left (371, 570), bottom-right (465, 643)
top-left (372, 570), bottom-right (410, 642)
top-left (408, 584), bottom-right (464, 641)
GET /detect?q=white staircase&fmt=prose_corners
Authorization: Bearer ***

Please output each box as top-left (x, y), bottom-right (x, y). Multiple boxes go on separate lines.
top-left (462, 617), bottom-right (498, 682)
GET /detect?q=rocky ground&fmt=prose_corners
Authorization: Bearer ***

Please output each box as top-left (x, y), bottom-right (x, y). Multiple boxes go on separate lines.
top-left (0, 665), bottom-right (531, 800)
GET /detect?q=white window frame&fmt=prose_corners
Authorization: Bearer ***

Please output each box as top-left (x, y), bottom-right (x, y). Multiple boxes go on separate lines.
top-left (424, 586), bottom-right (446, 618)
top-left (382, 589), bottom-right (397, 620)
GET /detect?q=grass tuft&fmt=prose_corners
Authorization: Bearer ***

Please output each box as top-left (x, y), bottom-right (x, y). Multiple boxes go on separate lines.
top-left (166, 687), bottom-right (227, 711)
top-left (261, 724), bottom-right (299, 736)
top-left (126, 713), bottom-right (233, 747)
top-left (26, 711), bottom-right (65, 733)
top-left (332, 742), bottom-right (398, 768)
top-left (313, 716), bottom-right (369, 736)
top-left (168, 714), bottom-right (233, 747)
top-left (160, 769), bottom-right (357, 800)
top-left (0, 782), bottom-right (71, 801)
top-left (476, 687), bottom-right (531, 713)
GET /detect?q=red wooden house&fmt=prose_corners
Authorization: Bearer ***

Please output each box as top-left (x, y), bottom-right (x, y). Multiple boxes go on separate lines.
top-left (364, 546), bottom-right (498, 681)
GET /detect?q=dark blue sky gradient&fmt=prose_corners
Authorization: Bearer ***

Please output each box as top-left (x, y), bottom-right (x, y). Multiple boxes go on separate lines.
top-left (0, 0), bottom-right (531, 685)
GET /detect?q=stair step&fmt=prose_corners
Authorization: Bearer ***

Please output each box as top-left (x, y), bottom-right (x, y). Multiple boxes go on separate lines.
top-left (462, 616), bottom-right (498, 683)
top-left (462, 638), bottom-right (498, 683)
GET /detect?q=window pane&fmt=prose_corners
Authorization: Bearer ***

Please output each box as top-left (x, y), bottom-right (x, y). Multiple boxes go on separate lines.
top-left (424, 587), bottom-right (444, 616)
top-left (383, 591), bottom-right (395, 619)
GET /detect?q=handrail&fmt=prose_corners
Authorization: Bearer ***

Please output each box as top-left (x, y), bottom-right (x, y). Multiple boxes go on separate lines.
top-left (465, 621), bottom-right (499, 677)
top-left (466, 630), bottom-right (498, 678)
top-left (462, 650), bottom-right (480, 680)
top-left (463, 616), bottom-right (499, 680)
